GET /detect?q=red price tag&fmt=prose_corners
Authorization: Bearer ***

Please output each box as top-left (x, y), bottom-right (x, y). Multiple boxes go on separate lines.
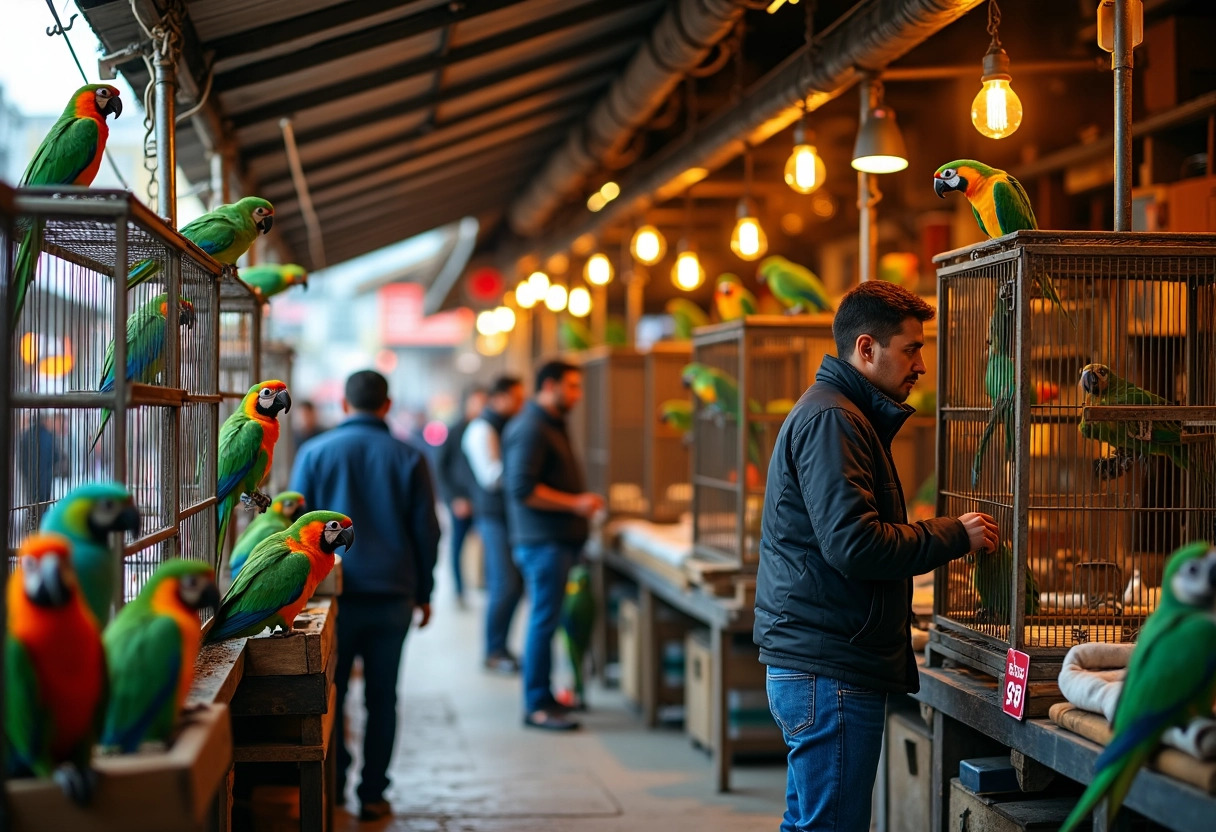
top-left (1002, 648), bottom-right (1031, 720)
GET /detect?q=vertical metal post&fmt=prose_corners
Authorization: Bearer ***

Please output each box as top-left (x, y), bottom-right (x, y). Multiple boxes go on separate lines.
top-left (1011, 252), bottom-right (1031, 651)
top-left (625, 267), bottom-right (647, 347)
top-left (153, 40), bottom-right (178, 226)
top-left (591, 284), bottom-right (608, 345)
top-left (165, 247), bottom-right (182, 558)
top-left (858, 80), bottom-right (881, 282)
top-left (112, 215), bottom-right (129, 611)
top-left (1113, 0), bottom-right (1135, 231)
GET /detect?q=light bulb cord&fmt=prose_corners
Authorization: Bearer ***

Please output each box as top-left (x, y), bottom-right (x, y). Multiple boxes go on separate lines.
top-left (986, 0), bottom-right (1002, 51)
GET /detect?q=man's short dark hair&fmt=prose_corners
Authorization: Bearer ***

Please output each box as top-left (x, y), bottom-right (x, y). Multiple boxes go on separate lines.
top-left (535, 360), bottom-right (579, 393)
top-left (489, 375), bottom-right (522, 397)
top-left (832, 281), bottom-right (935, 359)
top-left (345, 370), bottom-right (390, 412)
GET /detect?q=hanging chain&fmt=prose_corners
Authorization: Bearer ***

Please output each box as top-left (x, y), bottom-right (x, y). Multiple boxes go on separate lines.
top-left (138, 0), bottom-right (185, 206)
top-left (987, 0), bottom-right (1002, 47)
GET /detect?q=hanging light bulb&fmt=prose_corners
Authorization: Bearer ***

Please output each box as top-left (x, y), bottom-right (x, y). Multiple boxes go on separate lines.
top-left (630, 225), bottom-right (666, 265)
top-left (784, 115), bottom-right (826, 194)
top-left (527, 270), bottom-right (550, 296)
top-left (851, 79), bottom-right (908, 174)
top-left (475, 310), bottom-right (499, 336)
top-left (515, 280), bottom-right (537, 309)
top-left (971, 0), bottom-right (1023, 140)
top-left (568, 287), bottom-right (592, 317)
top-left (730, 202), bottom-right (768, 261)
top-left (584, 253), bottom-right (614, 286)
top-left (493, 306), bottom-right (516, 333)
top-left (671, 245), bottom-right (705, 291)
top-left (544, 283), bottom-right (568, 312)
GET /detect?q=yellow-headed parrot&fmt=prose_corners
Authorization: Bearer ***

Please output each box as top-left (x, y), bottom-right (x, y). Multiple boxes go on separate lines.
top-left (240, 263), bottom-right (308, 302)
top-left (714, 273), bottom-right (757, 321)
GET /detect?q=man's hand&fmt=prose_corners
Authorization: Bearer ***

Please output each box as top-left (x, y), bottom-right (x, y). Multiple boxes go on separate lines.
top-left (573, 492), bottom-right (606, 518)
top-left (451, 498), bottom-right (472, 520)
top-left (959, 512), bottom-right (999, 554)
top-left (415, 603), bottom-right (432, 629)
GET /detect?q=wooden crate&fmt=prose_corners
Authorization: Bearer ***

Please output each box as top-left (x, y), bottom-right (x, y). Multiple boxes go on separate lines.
top-left (243, 598), bottom-right (337, 677)
top-left (948, 778), bottom-right (1076, 832)
top-left (886, 712), bottom-right (932, 832)
top-left (4, 703), bottom-right (232, 832)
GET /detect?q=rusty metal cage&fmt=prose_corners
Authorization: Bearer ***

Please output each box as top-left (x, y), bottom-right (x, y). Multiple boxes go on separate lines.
top-left (581, 346), bottom-right (647, 516)
top-left (643, 341), bottom-right (693, 523)
top-left (931, 231), bottom-right (1216, 680)
top-left (261, 339), bottom-right (296, 493)
top-left (691, 315), bottom-right (836, 566)
top-left (6, 189), bottom-right (222, 618)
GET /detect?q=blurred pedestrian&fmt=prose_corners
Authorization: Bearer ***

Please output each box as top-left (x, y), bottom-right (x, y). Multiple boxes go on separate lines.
top-left (293, 399), bottom-right (326, 450)
top-left (290, 370), bottom-right (440, 822)
top-left (503, 361), bottom-right (603, 731)
top-left (462, 375), bottom-right (526, 674)
top-left (435, 386), bottom-right (487, 606)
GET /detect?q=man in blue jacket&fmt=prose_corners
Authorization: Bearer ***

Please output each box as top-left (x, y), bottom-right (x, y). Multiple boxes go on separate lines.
top-left (290, 370), bottom-right (440, 822)
top-left (755, 282), bottom-right (998, 832)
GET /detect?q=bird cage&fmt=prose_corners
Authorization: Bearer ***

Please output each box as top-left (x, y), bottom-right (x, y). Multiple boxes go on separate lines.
top-left (581, 346), bottom-right (647, 516)
top-left (6, 189), bottom-right (222, 609)
top-left (891, 319), bottom-right (939, 505)
top-left (691, 315), bottom-right (836, 566)
top-left (218, 273), bottom-right (263, 424)
top-left (643, 341), bottom-right (693, 523)
top-left (261, 340), bottom-right (296, 493)
top-left (930, 231), bottom-right (1216, 681)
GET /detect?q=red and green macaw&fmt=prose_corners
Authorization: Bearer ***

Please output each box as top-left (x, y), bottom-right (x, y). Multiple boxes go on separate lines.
top-left (714, 273), bottom-right (757, 322)
top-left (215, 380), bottom-right (292, 562)
top-left (40, 481), bottom-right (141, 627)
top-left (127, 197), bottom-right (275, 287)
top-left (239, 263), bottom-right (308, 302)
top-left (12, 84), bottom-right (122, 325)
top-left (1060, 542), bottom-right (1216, 832)
top-left (5, 533), bottom-right (107, 805)
top-left (205, 511), bottom-right (354, 643)
top-left (756, 256), bottom-right (833, 314)
top-left (92, 294), bottom-right (197, 450)
top-left (665, 298), bottom-right (709, 340)
top-left (229, 491), bottom-right (307, 579)
top-left (101, 558), bottom-right (219, 753)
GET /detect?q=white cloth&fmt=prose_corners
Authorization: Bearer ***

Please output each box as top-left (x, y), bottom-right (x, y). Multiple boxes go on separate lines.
top-left (462, 416), bottom-right (503, 490)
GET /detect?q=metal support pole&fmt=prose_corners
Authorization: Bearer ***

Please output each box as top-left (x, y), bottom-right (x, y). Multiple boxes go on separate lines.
top-left (625, 266), bottom-right (647, 347)
top-left (1113, 0), bottom-right (1135, 231)
top-left (591, 284), bottom-right (608, 345)
top-left (153, 40), bottom-right (178, 225)
top-left (857, 78), bottom-right (882, 283)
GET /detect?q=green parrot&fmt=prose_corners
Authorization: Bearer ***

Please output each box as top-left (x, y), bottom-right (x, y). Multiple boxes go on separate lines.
top-left (215, 380), bottom-right (292, 562)
top-left (91, 294), bottom-right (197, 450)
top-left (968, 541), bottom-right (1039, 623)
top-left (605, 315), bottom-right (628, 347)
top-left (681, 363), bottom-right (763, 469)
top-left (239, 263), bottom-right (308, 302)
top-left (127, 197), bottom-right (275, 287)
top-left (559, 564), bottom-right (596, 707)
top-left (101, 559), bottom-right (219, 753)
top-left (40, 482), bottom-right (141, 626)
top-left (229, 491), bottom-right (308, 579)
top-left (1060, 542), bottom-right (1216, 832)
top-left (665, 298), bottom-right (709, 340)
top-left (658, 399), bottom-right (694, 439)
top-left (756, 256), bottom-right (833, 313)
top-left (714, 273), bottom-right (758, 322)
top-left (1079, 363), bottom-right (1198, 481)
top-left (558, 316), bottom-right (592, 352)
top-left (12, 84), bottom-right (123, 326)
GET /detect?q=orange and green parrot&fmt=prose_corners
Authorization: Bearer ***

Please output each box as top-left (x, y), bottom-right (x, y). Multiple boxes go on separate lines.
top-left (215, 380), bottom-right (292, 561)
top-left (12, 84), bottom-right (122, 325)
top-left (229, 491), bottom-right (307, 579)
top-left (127, 197), bottom-right (275, 287)
top-left (658, 399), bottom-right (694, 440)
top-left (40, 481), bottom-right (141, 627)
top-left (665, 298), bottom-right (709, 340)
top-left (714, 273), bottom-right (757, 321)
top-left (757, 256), bottom-right (833, 314)
top-left (240, 263), bottom-right (308, 302)
top-left (205, 511), bottom-right (354, 643)
top-left (101, 558), bottom-right (219, 753)
top-left (91, 294), bottom-right (197, 450)
top-left (558, 315), bottom-right (592, 352)
top-left (5, 533), bottom-right (107, 805)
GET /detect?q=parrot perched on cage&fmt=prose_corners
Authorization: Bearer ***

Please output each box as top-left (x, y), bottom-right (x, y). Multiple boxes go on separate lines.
top-left (1078, 363), bottom-right (1199, 481)
top-left (205, 511), bottom-right (353, 643)
top-left (559, 564), bottom-right (596, 708)
top-left (714, 273), bottom-right (757, 322)
top-left (5, 533), bottom-right (107, 805)
top-left (756, 256), bottom-right (833, 314)
top-left (229, 491), bottom-right (308, 579)
top-left (127, 197), bottom-right (275, 288)
top-left (91, 294), bottom-right (197, 451)
top-left (658, 399), bottom-right (694, 439)
top-left (215, 380), bottom-right (292, 562)
top-left (665, 298), bottom-right (709, 340)
top-left (681, 363), bottom-right (764, 469)
top-left (1059, 541), bottom-right (1216, 832)
top-left (11, 84), bottom-right (123, 326)
top-left (101, 559), bottom-right (219, 753)
top-left (606, 315), bottom-right (628, 347)
top-left (558, 316), bottom-right (592, 352)
top-left (239, 263), bottom-right (308, 302)
top-left (968, 541), bottom-right (1039, 622)
top-left (40, 481), bottom-right (141, 627)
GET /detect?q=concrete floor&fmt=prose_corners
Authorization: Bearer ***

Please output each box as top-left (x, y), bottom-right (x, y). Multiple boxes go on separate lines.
top-left (333, 552), bottom-right (787, 831)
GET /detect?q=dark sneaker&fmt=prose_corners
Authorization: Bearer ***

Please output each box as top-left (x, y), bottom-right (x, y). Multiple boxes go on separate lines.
top-left (484, 653), bottom-right (519, 675)
top-left (358, 799), bottom-right (392, 821)
top-left (523, 709), bottom-right (580, 731)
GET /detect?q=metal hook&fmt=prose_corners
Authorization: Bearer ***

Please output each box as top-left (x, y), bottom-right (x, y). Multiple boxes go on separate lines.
top-left (46, 12), bottom-right (78, 37)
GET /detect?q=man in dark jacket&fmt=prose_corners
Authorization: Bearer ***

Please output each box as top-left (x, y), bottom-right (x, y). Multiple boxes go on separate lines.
top-left (755, 281), bottom-right (997, 832)
top-left (435, 386), bottom-right (487, 606)
top-left (503, 360), bottom-right (604, 731)
top-left (290, 370), bottom-right (441, 822)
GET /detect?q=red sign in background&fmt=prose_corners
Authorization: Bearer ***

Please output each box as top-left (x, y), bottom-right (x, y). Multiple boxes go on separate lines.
top-left (379, 283), bottom-right (473, 346)
top-left (1002, 648), bottom-right (1031, 720)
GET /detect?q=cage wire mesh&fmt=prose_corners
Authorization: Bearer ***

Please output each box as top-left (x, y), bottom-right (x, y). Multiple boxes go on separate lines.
top-left (691, 315), bottom-right (836, 566)
top-left (581, 347), bottom-right (647, 516)
top-left (262, 340), bottom-right (296, 494)
top-left (0, 184), bottom-right (11, 801)
top-left (932, 232), bottom-right (1216, 679)
top-left (644, 341), bottom-right (693, 523)
top-left (5, 190), bottom-right (222, 620)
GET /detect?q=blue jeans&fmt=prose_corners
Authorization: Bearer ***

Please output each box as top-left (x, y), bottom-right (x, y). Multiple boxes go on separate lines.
top-left (448, 510), bottom-right (473, 597)
top-left (766, 667), bottom-right (888, 832)
top-left (513, 542), bottom-right (578, 714)
top-left (479, 516), bottom-right (522, 659)
top-left (335, 595), bottom-right (413, 806)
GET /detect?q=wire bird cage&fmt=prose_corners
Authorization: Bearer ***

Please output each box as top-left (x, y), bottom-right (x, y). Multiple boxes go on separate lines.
top-left (691, 315), bottom-right (836, 566)
top-left (581, 346), bottom-right (647, 516)
top-left (6, 189), bottom-right (222, 616)
top-left (261, 340), bottom-right (296, 493)
top-left (644, 341), bottom-right (693, 523)
top-left (930, 231), bottom-right (1216, 680)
